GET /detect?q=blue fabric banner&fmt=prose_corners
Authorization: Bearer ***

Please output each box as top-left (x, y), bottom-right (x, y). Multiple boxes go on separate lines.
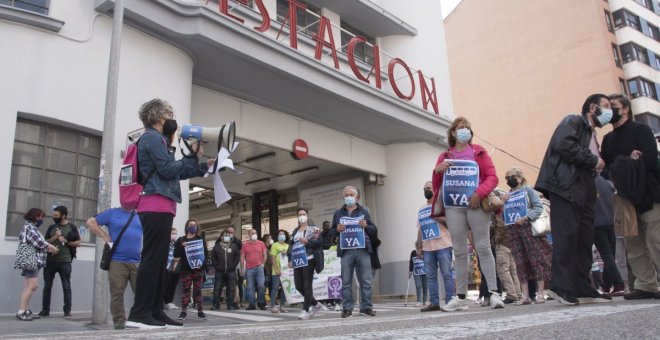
top-left (184, 239), bottom-right (205, 269)
top-left (291, 241), bottom-right (308, 269)
top-left (339, 216), bottom-right (366, 249)
top-left (413, 258), bottom-right (426, 276)
top-left (442, 159), bottom-right (480, 208)
top-left (418, 205), bottom-right (441, 241)
top-left (503, 190), bottom-right (528, 225)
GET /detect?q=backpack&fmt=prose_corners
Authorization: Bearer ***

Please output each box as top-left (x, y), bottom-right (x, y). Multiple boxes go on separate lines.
top-left (119, 134), bottom-right (156, 210)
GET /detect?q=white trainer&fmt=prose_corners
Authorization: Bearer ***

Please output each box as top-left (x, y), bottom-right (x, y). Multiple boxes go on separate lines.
top-left (441, 296), bottom-right (468, 312)
top-left (297, 310), bottom-right (310, 320)
top-left (489, 292), bottom-right (505, 309)
top-left (310, 303), bottom-right (323, 317)
top-left (334, 304), bottom-right (341, 312)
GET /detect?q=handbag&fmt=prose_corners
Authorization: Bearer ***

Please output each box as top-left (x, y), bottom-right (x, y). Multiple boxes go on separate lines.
top-left (480, 192), bottom-right (504, 213)
top-left (613, 194), bottom-right (638, 237)
top-left (14, 241), bottom-right (39, 272)
top-left (531, 207), bottom-right (551, 236)
top-left (100, 211), bottom-right (136, 271)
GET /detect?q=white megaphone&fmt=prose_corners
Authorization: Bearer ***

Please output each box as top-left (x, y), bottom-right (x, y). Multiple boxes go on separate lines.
top-left (179, 122), bottom-right (236, 159)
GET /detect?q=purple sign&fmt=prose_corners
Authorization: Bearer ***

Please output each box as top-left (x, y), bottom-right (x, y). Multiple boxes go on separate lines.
top-left (327, 276), bottom-right (342, 299)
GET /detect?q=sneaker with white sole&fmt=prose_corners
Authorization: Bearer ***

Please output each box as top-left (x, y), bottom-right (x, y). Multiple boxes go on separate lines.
top-left (309, 303), bottom-right (323, 317)
top-left (489, 292), bottom-right (505, 309)
top-left (164, 303), bottom-right (180, 310)
top-left (320, 303), bottom-right (329, 311)
top-left (334, 304), bottom-right (341, 312)
top-left (297, 310), bottom-right (310, 320)
top-left (415, 302), bottom-right (422, 307)
top-left (441, 296), bottom-right (468, 312)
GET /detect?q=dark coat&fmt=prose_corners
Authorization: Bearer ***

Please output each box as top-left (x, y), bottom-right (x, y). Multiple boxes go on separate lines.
top-left (288, 226), bottom-right (325, 274)
top-left (535, 114), bottom-right (598, 204)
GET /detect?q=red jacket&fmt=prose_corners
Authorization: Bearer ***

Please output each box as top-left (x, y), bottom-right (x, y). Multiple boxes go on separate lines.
top-left (431, 144), bottom-right (499, 215)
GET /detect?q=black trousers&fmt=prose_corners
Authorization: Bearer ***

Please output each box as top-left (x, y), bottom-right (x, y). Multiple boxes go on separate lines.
top-left (129, 212), bottom-right (173, 319)
top-left (42, 261), bottom-right (72, 313)
top-left (549, 193), bottom-right (595, 296)
top-left (213, 271), bottom-right (236, 308)
top-left (163, 270), bottom-right (179, 305)
top-left (593, 225), bottom-right (624, 288)
top-left (294, 258), bottom-right (318, 312)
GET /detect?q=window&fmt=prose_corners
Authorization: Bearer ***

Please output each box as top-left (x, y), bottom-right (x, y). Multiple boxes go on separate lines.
top-left (612, 9), bottom-right (640, 30)
top-left (633, 0), bottom-right (654, 11)
top-left (604, 10), bottom-right (614, 32)
top-left (612, 43), bottom-right (622, 67)
top-left (648, 23), bottom-right (660, 42)
top-left (628, 77), bottom-right (658, 100)
top-left (340, 20), bottom-right (377, 65)
top-left (619, 78), bottom-right (628, 95)
top-left (7, 118), bottom-right (101, 242)
top-left (0, 0), bottom-right (49, 15)
top-left (635, 112), bottom-right (660, 132)
top-left (276, 0), bottom-right (321, 39)
top-left (620, 42), bottom-right (650, 65)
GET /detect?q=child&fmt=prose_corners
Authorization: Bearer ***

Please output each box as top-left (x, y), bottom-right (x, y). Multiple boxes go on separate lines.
top-left (492, 216), bottom-right (523, 304)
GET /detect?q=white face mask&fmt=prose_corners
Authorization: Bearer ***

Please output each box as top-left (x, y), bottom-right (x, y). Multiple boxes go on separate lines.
top-left (298, 215), bottom-right (308, 224)
top-left (250, 234), bottom-right (258, 241)
top-left (222, 236), bottom-right (231, 243)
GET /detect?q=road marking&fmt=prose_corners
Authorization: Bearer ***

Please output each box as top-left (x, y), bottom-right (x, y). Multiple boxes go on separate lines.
top-left (203, 310), bottom-right (283, 322)
top-left (318, 304), bottom-right (659, 339)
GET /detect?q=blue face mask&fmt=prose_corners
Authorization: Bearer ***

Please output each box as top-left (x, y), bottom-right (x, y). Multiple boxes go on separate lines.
top-left (455, 128), bottom-right (472, 144)
top-left (278, 234), bottom-right (286, 242)
top-left (596, 107), bottom-right (613, 126)
top-left (187, 226), bottom-right (197, 235)
top-left (35, 219), bottom-right (44, 227)
top-left (344, 196), bottom-right (356, 206)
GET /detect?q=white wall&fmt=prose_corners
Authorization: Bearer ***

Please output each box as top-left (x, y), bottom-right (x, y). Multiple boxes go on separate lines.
top-left (191, 85), bottom-right (388, 174)
top-left (375, 142), bottom-right (443, 294)
top-left (0, 0), bottom-right (194, 257)
top-left (375, 0), bottom-right (455, 119)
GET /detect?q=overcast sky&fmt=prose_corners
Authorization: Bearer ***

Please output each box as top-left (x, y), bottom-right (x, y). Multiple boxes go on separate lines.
top-left (441, 0), bottom-right (462, 19)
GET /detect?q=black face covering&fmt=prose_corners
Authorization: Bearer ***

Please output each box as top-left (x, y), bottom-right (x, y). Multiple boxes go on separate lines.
top-left (163, 119), bottom-right (178, 136)
top-left (53, 217), bottom-right (63, 224)
top-left (424, 189), bottom-right (434, 200)
top-left (506, 178), bottom-right (519, 188)
top-left (610, 107), bottom-right (622, 124)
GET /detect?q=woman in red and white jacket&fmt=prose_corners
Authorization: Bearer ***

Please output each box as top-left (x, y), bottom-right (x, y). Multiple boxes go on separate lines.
top-left (431, 117), bottom-right (502, 311)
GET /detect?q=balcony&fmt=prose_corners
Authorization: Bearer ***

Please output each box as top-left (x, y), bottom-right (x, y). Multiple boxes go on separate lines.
top-left (623, 59), bottom-right (660, 83)
top-left (94, 0), bottom-right (448, 145)
top-left (631, 94), bottom-right (660, 114)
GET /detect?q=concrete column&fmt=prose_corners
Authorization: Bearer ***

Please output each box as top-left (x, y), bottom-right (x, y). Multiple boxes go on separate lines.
top-left (375, 142), bottom-right (444, 295)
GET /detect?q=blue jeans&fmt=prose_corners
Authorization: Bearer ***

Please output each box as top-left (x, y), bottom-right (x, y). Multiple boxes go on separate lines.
top-left (270, 274), bottom-right (286, 308)
top-left (413, 274), bottom-right (428, 303)
top-left (424, 247), bottom-right (455, 305)
top-left (340, 249), bottom-right (372, 311)
top-left (246, 265), bottom-right (265, 306)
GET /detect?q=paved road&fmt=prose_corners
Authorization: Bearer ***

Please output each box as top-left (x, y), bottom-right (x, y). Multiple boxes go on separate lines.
top-left (2, 298), bottom-right (659, 339)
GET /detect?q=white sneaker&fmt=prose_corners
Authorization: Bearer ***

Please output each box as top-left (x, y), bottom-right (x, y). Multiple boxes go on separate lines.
top-left (334, 304), bottom-right (341, 312)
top-left (441, 296), bottom-right (468, 312)
top-left (425, 302), bottom-right (431, 306)
top-left (415, 302), bottom-right (422, 307)
top-left (309, 303), bottom-right (323, 317)
top-left (320, 304), bottom-right (329, 311)
top-left (164, 303), bottom-right (179, 310)
top-left (297, 310), bottom-right (310, 320)
top-left (489, 292), bottom-right (505, 309)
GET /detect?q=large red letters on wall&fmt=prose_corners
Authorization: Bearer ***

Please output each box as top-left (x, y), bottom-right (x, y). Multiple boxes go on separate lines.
top-left (212, 0), bottom-right (439, 115)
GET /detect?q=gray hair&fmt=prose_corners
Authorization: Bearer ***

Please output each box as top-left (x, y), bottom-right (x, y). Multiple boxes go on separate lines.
top-left (139, 98), bottom-right (173, 128)
top-left (343, 186), bottom-right (358, 196)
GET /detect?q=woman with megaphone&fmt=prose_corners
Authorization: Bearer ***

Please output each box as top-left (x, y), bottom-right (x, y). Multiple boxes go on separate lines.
top-left (126, 99), bottom-right (214, 330)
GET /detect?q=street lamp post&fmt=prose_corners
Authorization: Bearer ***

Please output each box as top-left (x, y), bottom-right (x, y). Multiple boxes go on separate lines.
top-left (92, 0), bottom-right (124, 325)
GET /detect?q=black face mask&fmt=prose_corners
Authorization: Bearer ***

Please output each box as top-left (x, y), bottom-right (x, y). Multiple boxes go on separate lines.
top-left (506, 178), bottom-right (519, 188)
top-left (610, 107), bottom-right (622, 124)
top-left (163, 119), bottom-right (178, 136)
top-left (53, 217), bottom-right (63, 224)
top-left (424, 189), bottom-right (434, 200)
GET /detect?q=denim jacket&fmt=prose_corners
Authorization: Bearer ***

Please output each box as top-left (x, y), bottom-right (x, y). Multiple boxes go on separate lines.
top-left (138, 127), bottom-right (208, 203)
